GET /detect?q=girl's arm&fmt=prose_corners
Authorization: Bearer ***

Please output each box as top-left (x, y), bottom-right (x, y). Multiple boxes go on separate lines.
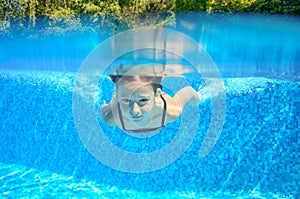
top-left (173, 86), bottom-right (200, 107)
top-left (160, 86), bottom-right (199, 123)
top-left (98, 91), bottom-right (118, 126)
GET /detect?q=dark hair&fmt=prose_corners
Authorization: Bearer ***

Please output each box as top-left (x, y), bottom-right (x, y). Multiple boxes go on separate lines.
top-left (109, 75), bottom-right (162, 92)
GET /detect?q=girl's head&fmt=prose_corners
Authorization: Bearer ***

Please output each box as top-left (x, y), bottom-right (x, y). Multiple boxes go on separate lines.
top-left (110, 75), bottom-right (162, 126)
top-left (110, 75), bottom-right (162, 93)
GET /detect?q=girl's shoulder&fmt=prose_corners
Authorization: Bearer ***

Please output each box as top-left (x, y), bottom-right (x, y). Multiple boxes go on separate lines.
top-left (99, 104), bottom-right (117, 126)
top-left (159, 92), bottom-right (182, 123)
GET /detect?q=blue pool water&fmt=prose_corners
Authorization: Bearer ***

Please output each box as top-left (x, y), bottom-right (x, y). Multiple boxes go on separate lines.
top-left (1, 13), bottom-right (299, 78)
top-left (0, 13), bottom-right (300, 198)
top-left (0, 72), bottom-right (299, 198)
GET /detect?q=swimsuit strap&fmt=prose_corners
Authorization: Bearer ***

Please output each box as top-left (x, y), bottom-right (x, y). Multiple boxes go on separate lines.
top-left (160, 94), bottom-right (167, 126)
top-left (117, 102), bottom-right (127, 131)
top-left (117, 94), bottom-right (167, 133)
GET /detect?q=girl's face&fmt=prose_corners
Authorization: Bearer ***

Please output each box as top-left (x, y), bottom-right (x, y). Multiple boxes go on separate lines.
top-left (117, 81), bottom-right (155, 126)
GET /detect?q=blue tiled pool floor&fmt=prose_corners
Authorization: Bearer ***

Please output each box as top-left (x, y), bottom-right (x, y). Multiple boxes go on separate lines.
top-left (0, 71), bottom-right (299, 198)
top-left (0, 162), bottom-right (293, 199)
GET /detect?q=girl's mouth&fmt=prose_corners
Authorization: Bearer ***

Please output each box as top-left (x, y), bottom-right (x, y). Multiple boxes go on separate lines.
top-left (131, 115), bottom-right (142, 121)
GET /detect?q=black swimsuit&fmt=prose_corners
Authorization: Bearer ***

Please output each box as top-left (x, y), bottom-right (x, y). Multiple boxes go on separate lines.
top-left (117, 95), bottom-right (167, 133)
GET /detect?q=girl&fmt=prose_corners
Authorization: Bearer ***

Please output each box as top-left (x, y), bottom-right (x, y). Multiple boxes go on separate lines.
top-left (99, 74), bottom-right (200, 133)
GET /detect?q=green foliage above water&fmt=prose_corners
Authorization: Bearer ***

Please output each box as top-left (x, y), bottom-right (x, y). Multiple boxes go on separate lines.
top-left (176, 0), bottom-right (299, 14)
top-left (0, 0), bottom-right (299, 36)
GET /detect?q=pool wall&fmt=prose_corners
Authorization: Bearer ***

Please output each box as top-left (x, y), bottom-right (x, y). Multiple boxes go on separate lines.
top-left (0, 72), bottom-right (298, 197)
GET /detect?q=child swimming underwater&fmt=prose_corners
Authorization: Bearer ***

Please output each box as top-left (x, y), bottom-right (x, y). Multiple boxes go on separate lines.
top-left (98, 65), bottom-right (206, 133)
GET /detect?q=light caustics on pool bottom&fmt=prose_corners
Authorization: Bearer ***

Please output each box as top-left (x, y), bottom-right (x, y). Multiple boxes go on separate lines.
top-left (0, 72), bottom-right (299, 198)
top-left (0, 163), bottom-right (294, 199)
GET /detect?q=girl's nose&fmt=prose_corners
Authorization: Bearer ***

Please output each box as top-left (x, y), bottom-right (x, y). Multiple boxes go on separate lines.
top-left (130, 102), bottom-right (141, 115)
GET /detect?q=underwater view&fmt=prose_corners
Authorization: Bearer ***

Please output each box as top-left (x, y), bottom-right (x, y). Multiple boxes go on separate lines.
top-left (0, 12), bottom-right (299, 199)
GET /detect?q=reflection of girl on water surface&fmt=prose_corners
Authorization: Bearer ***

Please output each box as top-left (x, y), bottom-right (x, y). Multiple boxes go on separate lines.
top-left (98, 65), bottom-right (202, 133)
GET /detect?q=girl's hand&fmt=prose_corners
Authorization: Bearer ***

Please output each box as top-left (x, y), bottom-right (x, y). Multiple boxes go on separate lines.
top-left (99, 101), bottom-right (110, 118)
